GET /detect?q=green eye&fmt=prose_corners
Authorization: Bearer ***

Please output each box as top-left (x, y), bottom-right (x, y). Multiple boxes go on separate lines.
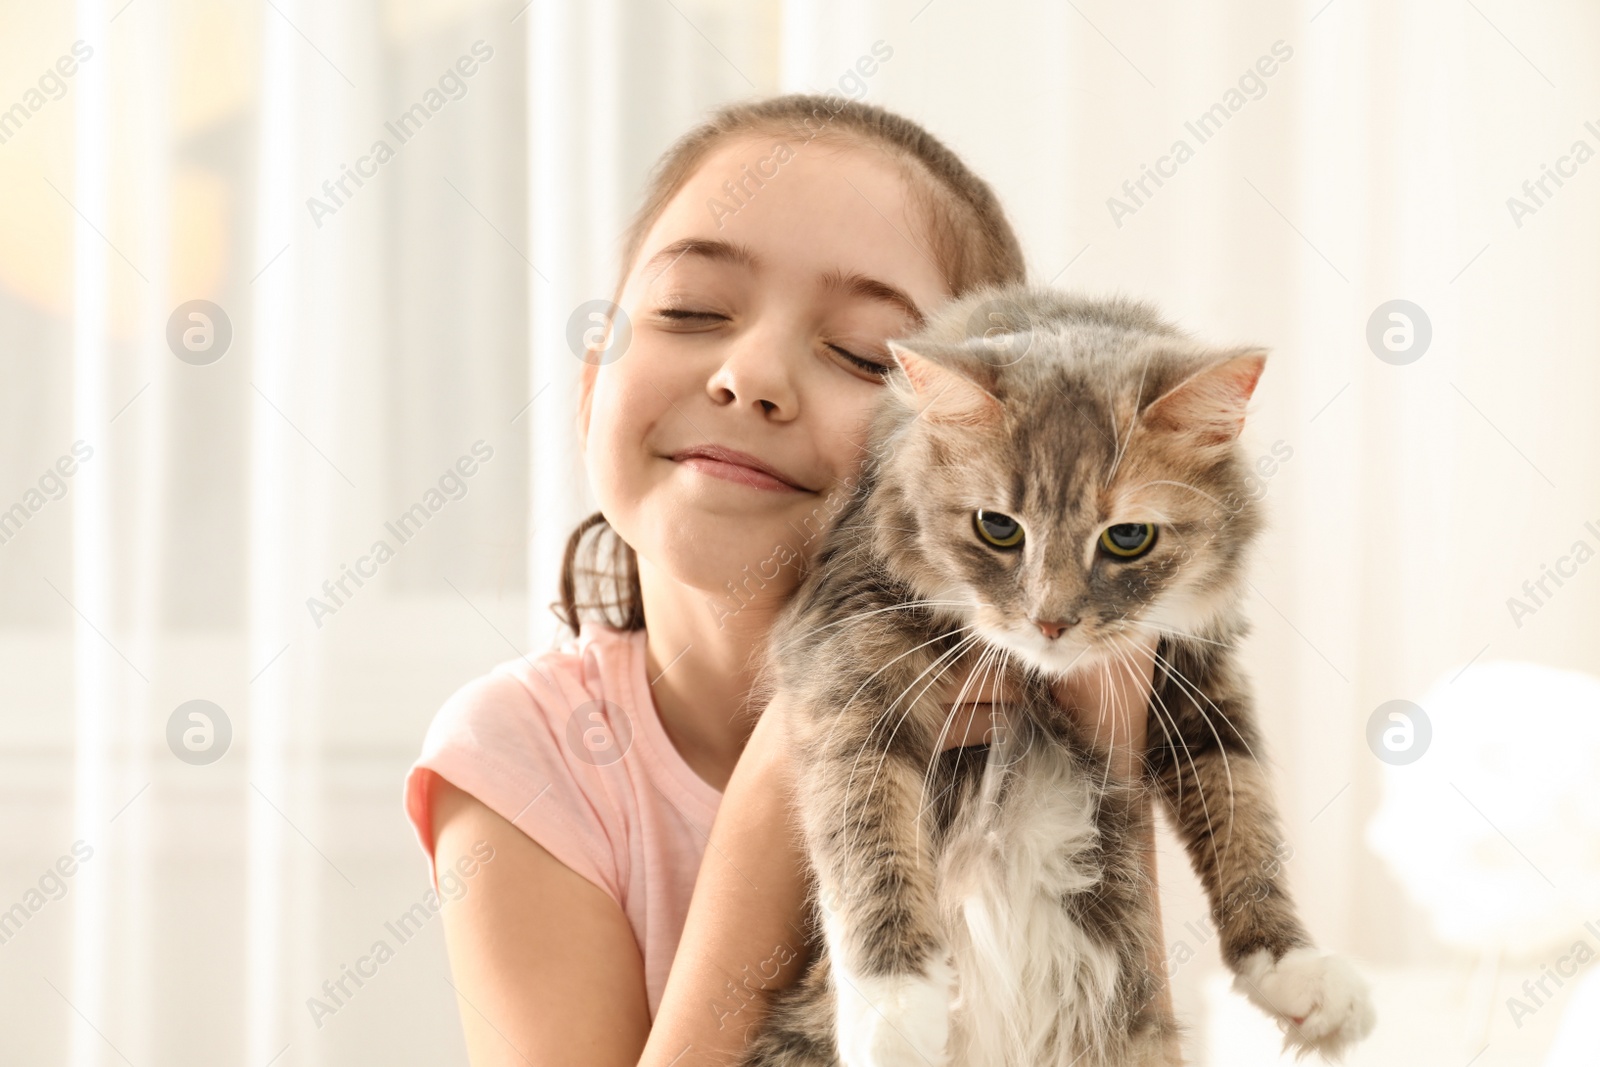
top-left (974, 509), bottom-right (1024, 549)
top-left (1100, 523), bottom-right (1157, 558)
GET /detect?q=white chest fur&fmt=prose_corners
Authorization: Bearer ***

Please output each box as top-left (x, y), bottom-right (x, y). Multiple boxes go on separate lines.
top-left (935, 731), bottom-right (1124, 1066)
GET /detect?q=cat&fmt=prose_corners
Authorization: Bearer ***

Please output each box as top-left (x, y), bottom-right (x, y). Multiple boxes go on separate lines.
top-left (737, 283), bottom-right (1376, 1067)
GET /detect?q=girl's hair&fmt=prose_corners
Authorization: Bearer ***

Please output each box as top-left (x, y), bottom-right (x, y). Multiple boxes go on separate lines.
top-left (554, 92), bottom-right (1028, 636)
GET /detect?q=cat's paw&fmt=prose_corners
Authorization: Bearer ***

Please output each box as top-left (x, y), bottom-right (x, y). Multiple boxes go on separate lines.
top-left (832, 954), bottom-right (956, 1067)
top-left (1232, 947), bottom-right (1375, 1061)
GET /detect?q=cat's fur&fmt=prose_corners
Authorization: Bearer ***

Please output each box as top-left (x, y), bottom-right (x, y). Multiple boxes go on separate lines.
top-left (737, 284), bottom-right (1375, 1067)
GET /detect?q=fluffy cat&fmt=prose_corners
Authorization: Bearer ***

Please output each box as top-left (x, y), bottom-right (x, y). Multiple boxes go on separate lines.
top-left (738, 284), bottom-right (1375, 1067)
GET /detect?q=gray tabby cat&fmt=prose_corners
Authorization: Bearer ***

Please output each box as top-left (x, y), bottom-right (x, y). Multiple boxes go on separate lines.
top-left (739, 284), bottom-right (1375, 1067)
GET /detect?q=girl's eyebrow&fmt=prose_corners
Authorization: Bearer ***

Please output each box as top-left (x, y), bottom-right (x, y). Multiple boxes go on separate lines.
top-left (642, 237), bottom-right (925, 327)
top-left (643, 237), bottom-right (758, 276)
top-left (818, 267), bottom-right (925, 329)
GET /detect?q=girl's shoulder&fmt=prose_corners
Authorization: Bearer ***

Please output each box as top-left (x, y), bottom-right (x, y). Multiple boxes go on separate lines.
top-left (425, 620), bottom-right (642, 749)
top-left (403, 621), bottom-right (650, 903)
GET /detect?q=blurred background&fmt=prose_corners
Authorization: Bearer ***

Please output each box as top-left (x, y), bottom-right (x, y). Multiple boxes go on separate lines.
top-left (2, 0), bottom-right (1597, 1064)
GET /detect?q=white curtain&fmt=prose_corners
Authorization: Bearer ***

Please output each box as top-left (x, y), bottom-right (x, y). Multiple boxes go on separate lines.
top-left (1, 1), bottom-right (1595, 1064)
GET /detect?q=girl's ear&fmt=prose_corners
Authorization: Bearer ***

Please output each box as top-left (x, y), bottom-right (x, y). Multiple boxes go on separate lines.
top-left (1139, 348), bottom-right (1268, 447)
top-left (888, 341), bottom-right (1004, 427)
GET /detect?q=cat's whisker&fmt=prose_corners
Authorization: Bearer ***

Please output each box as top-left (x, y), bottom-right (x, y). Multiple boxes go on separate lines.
top-left (970, 643), bottom-right (1018, 822)
top-left (838, 633), bottom-right (972, 793)
top-left (1148, 644), bottom-right (1240, 861)
top-left (1134, 641), bottom-right (1225, 876)
top-left (1119, 349), bottom-right (1153, 480)
top-left (1137, 622), bottom-right (1231, 649)
top-left (1108, 638), bottom-right (1183, 809)
top-left (916, 643), bottom-right (1002, 844)
top-left (917, 644), bottom-right (983, 810)
top-left (842, 630), bottom-right (981, 861)
top-left (1099, 639), bottom-right (1157, 816)
top-left (823, 623), bottom-right (973, 799)
top-left (1132, 506), bottom-right (1181, 527)
top-left (1090, 655), bottom-right (1119, 802)
top-left (1121, 478), bottom-right (1229, 510)
top-left (788, 599), bottom-right (969, 643)
top-left (1151, 644), bottom-right (1261, 764)
top-left (827, 520), bottom-right (921, 538)
top-left (882, 635), bottom-right (987, 863)
top-left (921, 641), bottom-right (995, 785)
top-left (1103, 395), bottom-right (1130, 486)
top-left (856, 635), bottom-right (982, 868)
top-left (1103, 349), bottom-right (1154, 488)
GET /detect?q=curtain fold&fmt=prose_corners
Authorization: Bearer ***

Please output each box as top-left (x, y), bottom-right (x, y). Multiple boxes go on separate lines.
top-left (0, 1), bottom-right (1594, 1064)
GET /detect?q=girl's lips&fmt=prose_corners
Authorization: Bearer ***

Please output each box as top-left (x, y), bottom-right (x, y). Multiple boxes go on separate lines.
top-left (675, 454), bottom-right (805, 493)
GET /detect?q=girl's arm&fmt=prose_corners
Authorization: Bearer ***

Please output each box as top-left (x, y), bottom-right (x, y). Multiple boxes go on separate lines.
top-left (636, 693), bottom-right (812, 1065)
top-left (430, 635), bottom-right (1166, 1066)
top-left (431, 777), bottom-right (654, 1065)
top-left (427, 703), bottom-right (816, 1067)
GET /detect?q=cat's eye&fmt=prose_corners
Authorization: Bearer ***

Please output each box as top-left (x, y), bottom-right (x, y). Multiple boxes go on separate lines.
top-left (974, 509), bottom-right (1024, 549)
top-left (1099, 523), bottom-right (1157, 559)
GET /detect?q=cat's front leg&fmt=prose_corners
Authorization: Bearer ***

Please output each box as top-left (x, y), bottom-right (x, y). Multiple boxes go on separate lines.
top-left (823, 895), bottom-right (956, 1067)
top-left (1147, 640), bottom-right (1375, 1061)
top-left (795, 710), bottom-right (956, 1067)
top-left (1231, 945), bottom-right (1376, 1061)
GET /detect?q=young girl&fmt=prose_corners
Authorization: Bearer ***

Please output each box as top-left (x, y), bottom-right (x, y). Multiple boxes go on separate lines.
top-left (404, 93), bottom-right (1164, 1066)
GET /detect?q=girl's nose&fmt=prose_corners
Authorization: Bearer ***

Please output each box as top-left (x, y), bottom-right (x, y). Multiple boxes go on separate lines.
top-left (705, 327), bottom-right (801, 418)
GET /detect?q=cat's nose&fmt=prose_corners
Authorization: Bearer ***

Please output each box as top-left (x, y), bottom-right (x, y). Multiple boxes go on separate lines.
top-left (1035, 616), bottom-right (1079, 640)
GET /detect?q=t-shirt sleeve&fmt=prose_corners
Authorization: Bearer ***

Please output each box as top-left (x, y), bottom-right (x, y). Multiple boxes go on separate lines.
top-left (404, 666), bottom-right (624, 904)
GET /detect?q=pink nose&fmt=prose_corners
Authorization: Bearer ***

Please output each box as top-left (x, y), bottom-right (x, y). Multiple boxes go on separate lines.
top-left (1035, 617), bottom-right (1078, 640)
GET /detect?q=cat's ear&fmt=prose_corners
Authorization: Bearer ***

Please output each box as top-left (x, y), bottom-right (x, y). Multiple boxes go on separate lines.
top-left (1140, 348), bottom-right (1267, 446)
top-left (887, 341), bottom-right (1004, 427)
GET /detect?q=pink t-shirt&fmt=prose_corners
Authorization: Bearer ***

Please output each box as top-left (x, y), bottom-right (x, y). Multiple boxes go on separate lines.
top-left (403, 622), bottom-right (723, 1019)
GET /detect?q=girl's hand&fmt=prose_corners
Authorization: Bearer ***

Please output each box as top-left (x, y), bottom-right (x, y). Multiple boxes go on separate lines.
top-left (937, 633), bottom-right (1161, 771)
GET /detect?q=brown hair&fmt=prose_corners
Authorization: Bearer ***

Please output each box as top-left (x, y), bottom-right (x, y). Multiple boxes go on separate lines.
top-left (554, 92), bottom-right (1028, 637)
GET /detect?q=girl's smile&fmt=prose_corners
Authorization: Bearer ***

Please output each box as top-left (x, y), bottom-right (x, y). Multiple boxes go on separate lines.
top-left (584, 132), bottom-right (952, 606)
top-left (668, 443), bottom-right (814, 494)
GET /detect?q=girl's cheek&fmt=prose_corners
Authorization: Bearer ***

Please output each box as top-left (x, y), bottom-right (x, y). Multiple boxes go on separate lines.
top-left (827, 404), bottom-right (883, 478)
top-left (584, 374), bottom-right (643, 489)
top-left (593, 358), bottom-right (652, 434)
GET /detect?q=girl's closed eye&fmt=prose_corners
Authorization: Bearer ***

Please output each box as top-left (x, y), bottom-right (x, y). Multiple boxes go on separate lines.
top-left (652, 306), bottom-right (727, 324)
top-left (827, 342), bottom-right (894, 378)
top-left (651, 302), bottom-right (895, 379)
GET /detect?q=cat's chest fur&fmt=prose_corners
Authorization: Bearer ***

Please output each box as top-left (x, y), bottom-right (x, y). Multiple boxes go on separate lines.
top-left (931, 719), bottom-right (1131, 1065)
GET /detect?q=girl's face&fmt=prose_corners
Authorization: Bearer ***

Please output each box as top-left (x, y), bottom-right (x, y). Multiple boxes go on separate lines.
top-left (584, 134), bottom-right (951, 606)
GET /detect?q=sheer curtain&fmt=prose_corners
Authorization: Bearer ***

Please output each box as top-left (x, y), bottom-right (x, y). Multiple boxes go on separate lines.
top-left (1, 1), bottom-right (1595, 1064)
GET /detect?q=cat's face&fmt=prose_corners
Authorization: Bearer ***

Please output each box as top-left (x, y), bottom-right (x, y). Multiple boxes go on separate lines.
top-left (871, 289), bottom-right (1266, 680)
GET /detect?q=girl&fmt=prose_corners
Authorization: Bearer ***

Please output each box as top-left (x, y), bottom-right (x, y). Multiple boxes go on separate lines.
top-left (404, 93), bottom-right (1164, 1066)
